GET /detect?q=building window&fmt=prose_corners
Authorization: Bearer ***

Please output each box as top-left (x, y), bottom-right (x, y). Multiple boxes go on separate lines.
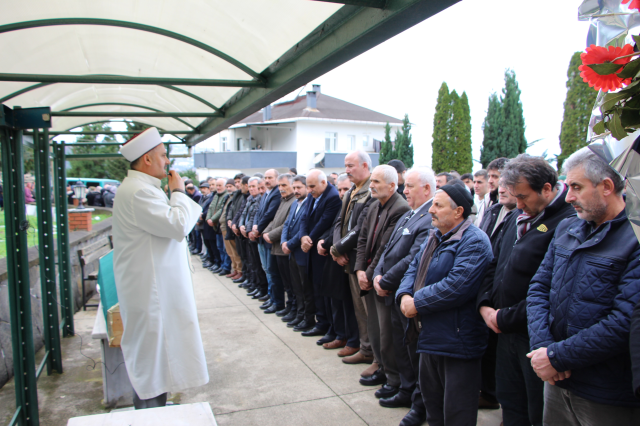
top-left (222, 142), bottom-right (227, 152)
top-left (362, 135), bottom-right (370, 148)
top-left (325, 132), bottom-right (337, 152)
top-left (348, 135), bottom-right (356, 150)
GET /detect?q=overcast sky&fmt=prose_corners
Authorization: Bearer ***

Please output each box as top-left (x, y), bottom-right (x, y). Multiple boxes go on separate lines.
top-left (272, 0), bottom-right (592, 171)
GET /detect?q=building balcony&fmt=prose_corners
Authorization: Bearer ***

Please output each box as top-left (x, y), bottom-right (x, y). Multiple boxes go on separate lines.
top-left (194, 151), bottom-right (297, 170)
top-left (315, 152), bottom-right (379, 168)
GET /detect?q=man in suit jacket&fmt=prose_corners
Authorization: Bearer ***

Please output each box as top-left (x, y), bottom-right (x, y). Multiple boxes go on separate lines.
top-left (372, 167), bottom-right (435, 424)
top-left (282, 176), bottom-right (313, 329)
top-left (354, 165), bottom-right (410, 393)
top-left (251, 169), bottom-right (282, 306)
top-left (298, 169), bottom-right (342, 337)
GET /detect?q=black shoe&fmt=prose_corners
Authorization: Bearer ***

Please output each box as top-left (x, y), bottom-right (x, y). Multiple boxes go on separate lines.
top-left (252, 291), bottom-right (266, 300)
top-left (259, 301), bottom-right (272, 310)
top-left (287, 316), bottom-right (303, 328)
top-left (199, 254), bottom-right (208, 260)
top-left (239, 282), bottom-right (252, 289)
top-left (301, 326), bottom-right (328, 337)
top-left (359, 368), bottom-right (387, 386)
top-left (399, 409), bottom-right (426, 426)
top-left (218, 269), bottom-right (231, 276)
top-left (202, 261), bottom-right (212, 268)
top-left (375, 384), bottom-right (399, 399)
top-left (316, 334), bottom-right (336, 346)
top-left (379, 391), bottom-right (411, 408)
top-left (293, 319), bottom-right (315, 332)
top-left (247, 288), bottom-right (260, 297)
top-left (264, 305), bottom-right (281, 314)
top-left (258, 294), bottom-right (270, 302)
top-left (210, 266), bottom-right (222, 274)
top-left (275, 307), bottom-right (289, 317)
top-left (232, 276), bottom-right (245, 283)
top-left (281, 311), bottom-right (297, 322)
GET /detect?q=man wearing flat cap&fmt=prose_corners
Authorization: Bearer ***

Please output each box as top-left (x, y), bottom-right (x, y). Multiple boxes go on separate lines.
top-left (113, 127), bottom-right (209, 409)
top-left (396, 180), bottom-right (493, 426)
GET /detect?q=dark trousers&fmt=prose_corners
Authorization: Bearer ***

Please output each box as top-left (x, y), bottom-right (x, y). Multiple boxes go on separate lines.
top-left (366, 291), bottom-right (400, 387)
top-left (133, 390), bottom-right (167, 410)
top-left (248, 241), bottom-right (268, 292)
top-left (331, 296), bottom-right (359, 348)
top-left (309, 250), bottom-right (330, 330)
top-left (481, 329), bottom-right (499, 403)
top-left (203, 237), bottom-right (218, 265)
top-left (289, 257), bottom-right (316, 322)
top-left (267, 253), bottom-right (285, 308)
top-left (419, 353), bottom-right (481, 426)
top-left (236, 236), bottom-right (248, 277)
top-left (496, 332), bottom-right (544, 426)
top-left (391, 303), bottom-right (425, 413)
top-left (276, 255), bottom-right (295, 308)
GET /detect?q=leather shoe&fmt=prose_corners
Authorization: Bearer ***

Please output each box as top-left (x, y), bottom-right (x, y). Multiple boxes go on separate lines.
top-left (399, 409), bottom-right (426, 426)
top-left (258, 294), bottom-right (270, 302)
top-left (359, 368), bottom-right (386, 386)
top-left (323, 339), bottom-right (346, 350)
top-left (218, 269), bottom-right (231, 276)
top-left (259, 301), bottom-right (272, 310)
top-left (379, 391), bottom-right (411, 408)
top-left (478, 394), bottom-right (500, 409)
top-left (210, 266), bottom-right (222, 274)
top-left (281, 311), bottom-right (297, 322)
top-left (252, 291), bottom-right (266, 300)
top-left (293, 319), bottom-right (315, 332)
top-left (337, 346), bottom-right (359, 357)
top-left (247, 288), bottom-right (260, 297)
top-left (375, 384), bottom-right (399, 399)
top-left (361, 362), bottom-right (379, 377)
top-left (225, 271), bottom-right (237, 278)
top-left (264, 305), bottom-right (281, 314)
top-left (342, 352), bottom-right (374, 365)
top-left (275, 307), bottom-right (289, 317)
top-left (287, 316), bottom-right (303, 328)
top-left (316, 334), bottom-right (336, 346)
top-left (301, 326), bottom-right (328, 337)
top-left (232, 276), bottom-right (245, 283)
top-left (202, 261), bottom-right (212, 268)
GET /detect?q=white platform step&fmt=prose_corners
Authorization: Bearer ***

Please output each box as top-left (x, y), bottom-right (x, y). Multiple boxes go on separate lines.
top-left (67, 402), bottom-right (217, 426)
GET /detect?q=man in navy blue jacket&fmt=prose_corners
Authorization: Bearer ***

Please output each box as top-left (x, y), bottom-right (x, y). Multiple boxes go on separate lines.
top-left (298, 169), bottom-right (342, 337)
top-left (527, 147), bottom-right (640, 425)
top-left (396, 182), bottom-right (492, 426)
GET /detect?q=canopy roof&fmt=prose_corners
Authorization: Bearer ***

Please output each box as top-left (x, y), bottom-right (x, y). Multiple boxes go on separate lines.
top-left (0, 0), bottom-right (457, 145)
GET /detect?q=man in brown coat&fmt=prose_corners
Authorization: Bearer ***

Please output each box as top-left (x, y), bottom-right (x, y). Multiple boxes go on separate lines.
top-left (355, 165), bottom-right (410, 396)
top-left (263, 174), bottom-right (296, 314)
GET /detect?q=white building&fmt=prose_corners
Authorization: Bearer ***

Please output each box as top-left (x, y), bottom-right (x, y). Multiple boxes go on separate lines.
top-left (194, 85), bottom-right (403, 178)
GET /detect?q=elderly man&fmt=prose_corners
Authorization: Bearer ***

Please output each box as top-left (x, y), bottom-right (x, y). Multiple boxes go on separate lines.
top-left (263, 174), bottom-right (297, 314)
top-left (242, 177), bottom-right (269, 300)
top-left (281, 175), bottom-right (313, 329)
top-left (527, 147), bottom-right (640, 425)
top-left (372, 167), bottom-right (435, 424)
top-left (477, 154), bottom-right (574, 426)
top-left (355, 165), bottom-right (410, 393)
top-left (113, 127), bottom-right (208, 409)
top-left (331, 150), bottom-right (376, 366)
top-left (298, 169), bottom-right (342, 336)
top-left (207, 177), bottom-right (231, 276)
top-left (396, 181), bottom-right (492, 426)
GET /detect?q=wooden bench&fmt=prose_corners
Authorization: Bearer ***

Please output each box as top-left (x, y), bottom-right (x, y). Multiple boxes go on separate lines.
top-left (77, 236), bottom-right (113, 310)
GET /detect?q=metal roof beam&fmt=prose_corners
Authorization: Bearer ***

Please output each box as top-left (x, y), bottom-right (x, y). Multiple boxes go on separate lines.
top-left (0, 73), bottom-right (264, 88)
top-left (314, 0), bottom-right (387, 8)
top-left (51, 130), bottom-right (195, 135)
top-left (51, 111), bottom-right (221, 118)
top-left (61, 102), bottom-right (198, 129)
top-left (0, 18), bottom-right (263, 81)
top-left (186, 0), bottom-right (459, 146)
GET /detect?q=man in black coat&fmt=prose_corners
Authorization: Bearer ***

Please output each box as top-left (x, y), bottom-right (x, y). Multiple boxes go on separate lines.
top-left (372, 167), bottom-right (434, 425)
top-left (298, 169), bottom-right (342, 337)
top-left (633, 300), bottom-right (640, 399)
top-left (476, 154), bottom-right (575, 426)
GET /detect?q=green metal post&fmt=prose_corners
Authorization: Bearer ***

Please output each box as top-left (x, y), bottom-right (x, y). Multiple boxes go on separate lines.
top-left (33, 128), bottom-right (63, 374)
top-left (1, 127), bottom-right (40, 425)
top-left (52, 140), bottom-right (74, 337)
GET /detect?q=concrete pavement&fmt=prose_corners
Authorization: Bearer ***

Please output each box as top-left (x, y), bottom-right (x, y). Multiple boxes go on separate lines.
top-left (0, 254), bottom-right (503, 425)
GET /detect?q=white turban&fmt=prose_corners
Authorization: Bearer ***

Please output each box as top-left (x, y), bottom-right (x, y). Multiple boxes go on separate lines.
top-left (120, 127), bottom-right (162, 161)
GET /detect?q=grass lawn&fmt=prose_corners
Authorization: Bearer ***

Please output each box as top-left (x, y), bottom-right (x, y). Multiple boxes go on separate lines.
top-left (0, 209), bottom-right (112, 259)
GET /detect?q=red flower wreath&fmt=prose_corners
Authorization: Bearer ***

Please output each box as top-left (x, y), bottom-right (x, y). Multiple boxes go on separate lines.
top-left (579, 44), bottom-right (635, 92)
top-left (623, 0), bottom-right (640, 12)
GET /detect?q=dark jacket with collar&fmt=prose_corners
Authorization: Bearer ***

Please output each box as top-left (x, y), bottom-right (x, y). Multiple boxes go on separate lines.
top-left (264, 193), bottom-right (296, 256)
top-left (374, 200), bottom-right (433, 302)
top-left (256, 188), bottom-right (282, 234)
top-left (478, 201), bottom-right (502, 237)
top-left (528, 210), bottom-right (640, 407)
top-left (200, 193), bottom-right (216, 239)
top-left (226, 190), bottom-right (246, 240)
top-left (282, 197), bottom-right (309, 266)
top-left (631, 299), bottom-right (640, 399)
top-left (243, 194), bottom-right (261, 230)
top-left (188, 189), bottom-right (202, 204)
top-left (320, 209), bottom-right (351, 300)
top-left (396, 219), bottom-right (493, 359)
top-left (299, 183), bottom-right (342, 245)
top-left (477, 186), bottom-right (575, 334)
top-left (331, 178), bottom-right (374, 274)
top-left (355, 192), bottom-right (410, 283)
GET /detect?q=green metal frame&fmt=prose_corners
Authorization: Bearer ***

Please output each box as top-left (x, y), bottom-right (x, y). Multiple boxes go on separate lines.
top-left (51, 131), bottom-right (195, 136)
top-left (0, 18), bottom-right (262, 81)
top-left (0, 73), bottom-right (263, 88)
top-left (51, 111), bottom-right (221, 118)
top-left (314, 0), bottom-right (387, 7)
top-left (32, 128), bottom-right (64, 377)
top-left (61, 103), bottom-right (200, 130)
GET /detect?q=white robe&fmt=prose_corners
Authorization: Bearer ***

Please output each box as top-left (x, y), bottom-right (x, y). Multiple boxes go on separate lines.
top-left (112, 170), bottom-right (208, 399)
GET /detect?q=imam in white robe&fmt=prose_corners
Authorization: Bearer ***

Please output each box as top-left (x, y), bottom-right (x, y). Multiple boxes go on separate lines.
top-left (112, 170), bottom-right (208, 399)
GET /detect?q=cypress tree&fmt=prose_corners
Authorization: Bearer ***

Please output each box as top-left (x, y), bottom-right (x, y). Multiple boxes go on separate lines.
top-left (395, 114), bottom-right (414, 167)
top-left (379, 122), bottom-right (394, 164)
top-left (447, 90), bottom-right (461, 172)
top-left (480, 93), bottom-right (504, 168)
top-left (432, 82), bottom-right (452, 172)
top-left (558, 52), bottom-right (598, 170)
top-left (500, 69), bottom-right (527, 157)
top-left (453, 92), bottom-right (473, 173)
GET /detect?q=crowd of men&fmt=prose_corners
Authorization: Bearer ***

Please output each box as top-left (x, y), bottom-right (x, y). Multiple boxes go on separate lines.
top-left (185, 148), bottom-right (640, 426)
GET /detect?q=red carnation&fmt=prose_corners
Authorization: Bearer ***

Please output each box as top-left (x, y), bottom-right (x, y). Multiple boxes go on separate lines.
top-left (623, 0), bottom-right (640, 12)
top-left (579, 44), bottom-right (635, 92)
